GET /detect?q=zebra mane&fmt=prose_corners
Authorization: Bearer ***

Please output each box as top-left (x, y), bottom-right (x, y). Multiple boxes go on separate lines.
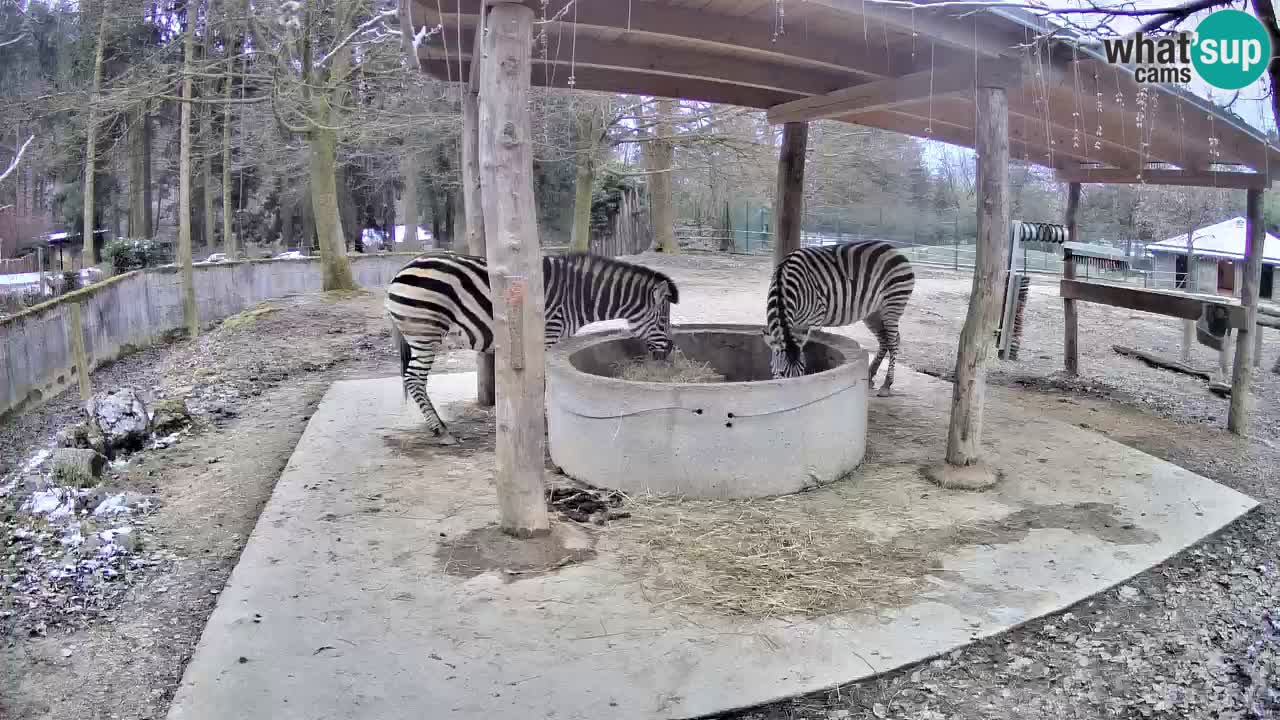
top-left (551, 252), bottom-right (679, 303)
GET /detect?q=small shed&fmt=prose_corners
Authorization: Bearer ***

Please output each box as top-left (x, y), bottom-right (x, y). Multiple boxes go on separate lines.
top-left (1147, 217), bottom-right (1280, 299)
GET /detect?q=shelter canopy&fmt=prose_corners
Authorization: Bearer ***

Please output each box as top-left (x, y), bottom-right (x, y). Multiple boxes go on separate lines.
top-left (408, 0), bottom-right (1280, 179)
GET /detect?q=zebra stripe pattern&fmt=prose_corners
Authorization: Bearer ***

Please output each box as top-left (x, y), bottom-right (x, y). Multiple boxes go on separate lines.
top-left (386, 251), bottom-right (679, 443)
top-left (765, 240), bottom-right (916, 396)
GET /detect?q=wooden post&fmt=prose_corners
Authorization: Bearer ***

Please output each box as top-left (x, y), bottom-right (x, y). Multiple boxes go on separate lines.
top-left (462, 31), bottom-right (495, 407)
top-left (1062, 182), bottom-right (1081, 376)
top-left (37, 245), bottom-right (46, 297)
top-left (66, 302), bottom-right (93, 403)
top-left (479, 1), bottom-right (550, 537)
top-left (772, 121), bottom-right (808, 266)
top-left (1181, 215), bottom-right (1197, 362)
top-left (943, 86), bottom-right (1009, 469)
top-left (1228, 188), bottom-right (1266, 434)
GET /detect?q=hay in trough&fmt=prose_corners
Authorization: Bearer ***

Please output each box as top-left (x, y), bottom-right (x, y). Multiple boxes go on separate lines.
top-left (612, 350), bottom-right (725, 384)
top-left (613, 490), bottom-right (942, 619)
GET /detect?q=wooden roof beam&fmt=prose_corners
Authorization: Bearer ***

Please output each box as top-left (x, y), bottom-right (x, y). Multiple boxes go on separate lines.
top-left (1055, 167), bottom-right (1273, 190)
top-left (809, 0), bottom-right (1019, 57)
top-left (420, 30), bottom-right (867, 98)
top-left (412, 0), bottom-right (918, 80)
top-left (766, 60), bottom-right (1022, 125)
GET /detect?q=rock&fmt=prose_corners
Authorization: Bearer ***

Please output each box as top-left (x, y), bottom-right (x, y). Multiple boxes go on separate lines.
top-left (22, 474), bottom-right (50, 492)
top-left (50, 448), bottom-right (108, 487)
top-left (1119, 585), bottom-right (1141, 602)
top-left (149, 398), bottom-right (193, 435)
top-left (55, 422), bottom-right (92, 449)
top-left (87, 388), bottom-right (150, 456)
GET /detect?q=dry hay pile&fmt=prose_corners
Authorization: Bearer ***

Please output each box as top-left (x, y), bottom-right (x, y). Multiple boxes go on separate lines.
top-left (612, 351), bottom-right (725, 384)
top-left (614, 493), bottom-right (939, 619)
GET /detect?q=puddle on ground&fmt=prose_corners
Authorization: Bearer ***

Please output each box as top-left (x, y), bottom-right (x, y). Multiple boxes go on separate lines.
top-left (949, 502), bottom-right (1158, 546)
top-left (434, 523), bottom-right (596, 581)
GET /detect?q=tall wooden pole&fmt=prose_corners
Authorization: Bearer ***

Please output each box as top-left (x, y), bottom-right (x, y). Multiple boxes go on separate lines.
top-left (1181, 211), bottom-right (1198, 362)
top-left (1228, 188), bottom-right (1266, 435)
top-left (479, 1), bottom-right (550, 537)
top-left (944, 86), bottom-right (1009, 469)
top-left (773, 121), bottom-right (808, 265)
top-left (1062, 182), bottom-right (1081, 376)
top-left (462, 34), bottom-right (495, 406)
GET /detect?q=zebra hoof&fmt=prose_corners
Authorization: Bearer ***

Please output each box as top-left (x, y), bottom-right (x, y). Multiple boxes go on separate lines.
top-left (876, 386), bottom-right (893, 398)
top-left (436, 433), bottom-right (459, 446)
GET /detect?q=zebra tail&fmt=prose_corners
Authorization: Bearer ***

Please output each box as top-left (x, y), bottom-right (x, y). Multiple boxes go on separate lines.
top-left (390, 322), bottom-right (411, 401)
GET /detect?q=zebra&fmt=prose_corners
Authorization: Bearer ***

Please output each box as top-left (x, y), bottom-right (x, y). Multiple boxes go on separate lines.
top-left (764, 240), bottom-right (915, 396)
top-left (386, 250), bottom-right (679, 443)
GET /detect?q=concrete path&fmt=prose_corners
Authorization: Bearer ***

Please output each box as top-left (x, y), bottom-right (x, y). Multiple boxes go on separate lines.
top-left (167, 370), bottom-right (1256, 720)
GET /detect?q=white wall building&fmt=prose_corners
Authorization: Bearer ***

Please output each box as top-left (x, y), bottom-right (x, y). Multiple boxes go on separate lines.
top-left (1147, 217), bottom-right (1278, 300)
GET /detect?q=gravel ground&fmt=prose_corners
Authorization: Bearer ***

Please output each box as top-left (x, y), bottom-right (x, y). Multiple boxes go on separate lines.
top-left (635, 251), bottom-right (1280, 720)
top-left (3, 251), bottom-right (1279, 719)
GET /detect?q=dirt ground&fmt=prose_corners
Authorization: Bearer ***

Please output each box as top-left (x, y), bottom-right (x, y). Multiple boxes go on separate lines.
top-left (2, 251), bottom-right (1279, 720)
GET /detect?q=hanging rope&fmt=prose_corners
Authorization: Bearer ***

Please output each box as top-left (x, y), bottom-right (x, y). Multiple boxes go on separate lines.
top-left (558, 380), bottom-right (863, 421)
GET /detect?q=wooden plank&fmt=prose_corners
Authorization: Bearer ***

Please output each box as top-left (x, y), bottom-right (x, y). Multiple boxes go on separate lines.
top-left (1056, 167), bottom-right (1272, 190)
top-left (461, 32), bottom-right (495, 407)
top-left (1062, 183), bottom-right (1081, 376)
top-left (478, 2), bottom-right (549, 537)
top-left (412, 0), bottom-right (915, 81)
top-left (418, 59), bottom-right (803, 111)
top-left (766, 61), bottom-right (1021, 125)
top-left (1228, 188), bottom-right (1266, 435)
top-left (945, 86), bottom-right (1009, 467)
top-left (421, 29), bottom-right (865, 98)
top-left (1060, 279), bottom-right (1249, 328)
top-left (773, 122), bottom-right (808, 265)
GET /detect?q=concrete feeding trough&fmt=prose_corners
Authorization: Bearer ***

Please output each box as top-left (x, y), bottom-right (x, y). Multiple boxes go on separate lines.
top-left (546, 323), bottom-right (869, 498)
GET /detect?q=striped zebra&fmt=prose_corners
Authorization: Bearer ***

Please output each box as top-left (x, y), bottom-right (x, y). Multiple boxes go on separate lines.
top-left (386, 251), bottom-right (679, 443)
top-left (765, 240), bottom-right (915, 396)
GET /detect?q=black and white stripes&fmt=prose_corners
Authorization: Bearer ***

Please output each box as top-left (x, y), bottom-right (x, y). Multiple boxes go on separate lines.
top-left (385, 251), bottom-right (678, 442)
top-left (765, 240), bottom-right (916, 395)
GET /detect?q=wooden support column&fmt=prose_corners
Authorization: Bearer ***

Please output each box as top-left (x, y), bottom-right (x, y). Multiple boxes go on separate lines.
top-left (772, 121), bottom-right (808, 266)
top-left (931, 86), bottom-right (1009, 489)
top-left (478, 1), bottom-right (550, 537)
top-left (1228, 188), bottom-right (1266, 435)
top-left (462, 29), bottom-right (495, 407)
top-left (1062, 182), bottom-right (1081, 376)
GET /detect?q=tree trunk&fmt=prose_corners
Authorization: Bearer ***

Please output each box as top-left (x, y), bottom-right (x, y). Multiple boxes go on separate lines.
top-left (308, 127), bottom-right (357, 290)
top-left (1228, 188), bottom-right (1266, 435)
top-left (221, 75), bottom-right (235, 257)
top-left (127, 107), bottom-right (153, 239)
top-left (479, 2), bottom-right (549, 537)
top-left (648, 99), bottom-right (678, 253)
top-left (1063, 182), bottom-right (1081, 375)
top-left (944, 86), bottom-right (1009, 468)
top-left (444, 191), bottom-right (455, 248)
top-left (178, 7), bottom-right (199, 339)
top-left (570, 109), bottom-right (599, 252)
top-left (398, 151), bottom-right (419, 248)
top-left (82, 1), bottom-right (110, 265)
top-left (201, 102), bottom-right (216, 253)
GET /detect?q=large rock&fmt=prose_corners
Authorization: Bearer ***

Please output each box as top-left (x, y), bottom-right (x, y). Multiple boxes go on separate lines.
top-left (56, 422), bottom-right (91, 449)
top-left (150, 398), bottom-right (193, 435)
top-left (50, 448), bottom-right (108, 487)
top-left (87, 388), bottom-right (150, 457)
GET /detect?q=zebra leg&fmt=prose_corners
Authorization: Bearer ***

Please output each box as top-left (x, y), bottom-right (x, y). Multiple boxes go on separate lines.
top-left (403, 337), bottom-right (458, 445)
top-left (864, 312), bottom-right (888, 390)
top-left (877, 322), bottom-right (902, 398)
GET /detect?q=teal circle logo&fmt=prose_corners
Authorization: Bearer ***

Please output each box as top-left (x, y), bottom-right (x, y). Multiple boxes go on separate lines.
top-left (1192, 9), bottom-right (1272, 90)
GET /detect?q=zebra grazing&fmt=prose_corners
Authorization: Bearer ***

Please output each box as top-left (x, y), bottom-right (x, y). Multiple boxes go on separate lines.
top-left (386, 251), bottom-right (679, 443)
top-left (765, 240), bottom-right (915, 396)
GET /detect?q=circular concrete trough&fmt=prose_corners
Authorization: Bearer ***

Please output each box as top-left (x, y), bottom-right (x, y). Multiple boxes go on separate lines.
top-left (546, 323), bottom-right (869, 499)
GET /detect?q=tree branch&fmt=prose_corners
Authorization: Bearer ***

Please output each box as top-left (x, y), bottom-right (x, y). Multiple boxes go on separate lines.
top-left (0, 134), bottom-right (34, 183)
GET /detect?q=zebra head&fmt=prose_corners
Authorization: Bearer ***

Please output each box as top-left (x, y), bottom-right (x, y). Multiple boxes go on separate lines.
top-left (763, 325), bottom-right (809, 379)
top-left (636, 280), bottom-right (676, 359)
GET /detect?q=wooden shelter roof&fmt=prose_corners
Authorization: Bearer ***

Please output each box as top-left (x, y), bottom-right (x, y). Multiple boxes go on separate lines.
top-left (408, 0), bottom-right (1280, 183)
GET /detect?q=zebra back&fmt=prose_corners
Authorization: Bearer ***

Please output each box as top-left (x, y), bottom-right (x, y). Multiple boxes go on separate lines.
top-left (544, 252), bottom-right (679, 337)
top-left (767, 241), bottom-right (915, 360)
